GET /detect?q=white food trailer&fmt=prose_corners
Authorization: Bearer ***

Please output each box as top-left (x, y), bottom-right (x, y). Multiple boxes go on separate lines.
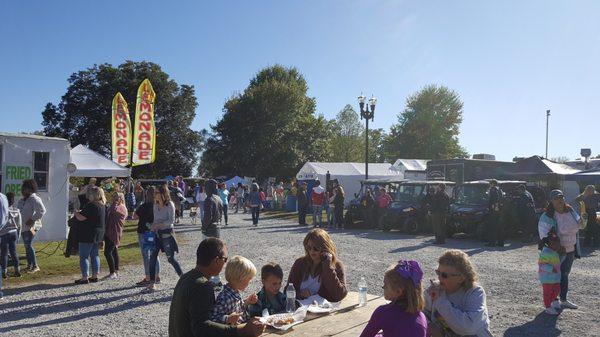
top-left (0, 133), bottom-right (70, 242)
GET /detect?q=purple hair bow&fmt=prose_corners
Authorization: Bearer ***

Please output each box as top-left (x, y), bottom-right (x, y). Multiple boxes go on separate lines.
top-left (395, 260), bottom-right (423, 287)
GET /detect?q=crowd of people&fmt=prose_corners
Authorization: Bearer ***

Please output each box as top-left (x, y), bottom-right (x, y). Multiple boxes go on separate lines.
top-left (0, 175), bottom-right (592, 336)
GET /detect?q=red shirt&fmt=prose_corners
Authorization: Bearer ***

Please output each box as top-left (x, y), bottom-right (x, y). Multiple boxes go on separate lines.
top-left (377, 194), bottom-right (392, 208)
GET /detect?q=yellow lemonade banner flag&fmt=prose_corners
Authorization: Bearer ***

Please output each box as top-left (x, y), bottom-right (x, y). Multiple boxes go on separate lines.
top-left (111, 92), bottom-right (132, 165)
top-left (132, 79), bottom-right (156, 166)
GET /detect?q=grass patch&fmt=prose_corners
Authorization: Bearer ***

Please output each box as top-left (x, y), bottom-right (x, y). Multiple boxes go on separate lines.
top-left (3, 220), bottom-right (142, 288)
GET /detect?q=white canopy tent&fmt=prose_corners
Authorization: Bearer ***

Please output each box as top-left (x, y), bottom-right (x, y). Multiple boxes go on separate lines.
top-left (296, 162), bottom-right (402, 203)
top-left (70, 144), bottom-right (130, 177)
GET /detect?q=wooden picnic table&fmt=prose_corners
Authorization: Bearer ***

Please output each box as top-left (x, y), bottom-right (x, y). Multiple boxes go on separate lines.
top-left (263, 291), bottom-right (387, 336)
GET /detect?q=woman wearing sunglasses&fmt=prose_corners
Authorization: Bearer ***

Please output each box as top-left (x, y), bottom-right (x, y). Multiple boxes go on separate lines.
top-left (538, 189), bottom-right (583, 310)
top-left (286, 228), bottom-right (348, 302)
top-left (424, 250), bottom-right (492, 337)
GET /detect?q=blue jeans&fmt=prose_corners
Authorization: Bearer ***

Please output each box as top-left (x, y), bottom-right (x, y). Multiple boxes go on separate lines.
top-left (198, 201), bottom-right (205, 221)
top-left (1, 232), bottom-right (20, 273)
top-left (138, 234), bottom-right (160, 277)
top-left (312, 205), bottom-right (323, 227)
top-left (326, 206), bottom-right (334, 225)
top-left (78, 242), bottom-right (100, 278)
top-left (560, 252), bottom-right (575, 301)
top-left (149, 235), bottom-right (182, 282)
top-left (21, 231), bottom-right (38, 268)
top-left (251, 206), bottom-right (260, 225)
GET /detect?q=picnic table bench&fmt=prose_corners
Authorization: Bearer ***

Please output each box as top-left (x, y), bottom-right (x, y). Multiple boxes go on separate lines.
top-left (263, 291), bottom-right (387, 336)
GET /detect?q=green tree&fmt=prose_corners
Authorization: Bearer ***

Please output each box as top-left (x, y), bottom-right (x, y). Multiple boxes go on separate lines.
top-left (366, 128), bottom-right (388, 163)
top-left (201, 65), bottom-right (332, 179)
top-left (41, 61), bottom-right (203, 178)
top-left (386, 85), bottom-right (468, 160)
top-left (329, 104), bottom-right (364, 162)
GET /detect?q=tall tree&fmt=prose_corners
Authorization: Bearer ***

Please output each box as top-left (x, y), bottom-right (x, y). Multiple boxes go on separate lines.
top-left (366, 128), bottom-right (388, 163)
top-left (329, 104), bottom-right (364, 162)
top-left (41, 61), bottom-right (203, 178)
top-left (386, 85), bottom-right (468, 160)
top-left (201, 65), bottom-right (332, 179)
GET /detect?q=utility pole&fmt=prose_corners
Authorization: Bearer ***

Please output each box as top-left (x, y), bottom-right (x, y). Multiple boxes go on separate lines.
top-left (545, 110), bottom-right (550, 158)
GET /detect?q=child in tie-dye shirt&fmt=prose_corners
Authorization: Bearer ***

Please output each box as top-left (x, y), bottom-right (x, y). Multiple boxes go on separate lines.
top-left (538, 230), bottom-right (562, 315)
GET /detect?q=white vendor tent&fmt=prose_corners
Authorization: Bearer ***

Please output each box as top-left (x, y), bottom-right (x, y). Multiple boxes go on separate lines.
top-left (70, 144), bottom-right (130, 177)
top-left (224, 175), bottom-right (245, 188)
top-left (296, 162), bottom-right (401, 203)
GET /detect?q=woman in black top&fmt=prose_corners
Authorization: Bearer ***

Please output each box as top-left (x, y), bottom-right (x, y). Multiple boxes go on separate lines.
top-left (73, 186), bottom-right (105, 284)
top-left (134, 187), bottom-right (160, 286)
top-left (333, 185), bottom-right (345, 228)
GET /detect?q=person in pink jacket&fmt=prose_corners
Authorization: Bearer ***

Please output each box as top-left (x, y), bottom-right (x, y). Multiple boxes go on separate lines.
top-left (105, 192), bottom-right (127, 279)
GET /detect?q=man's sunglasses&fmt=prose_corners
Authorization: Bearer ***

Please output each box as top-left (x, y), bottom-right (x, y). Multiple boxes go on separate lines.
top-left (435, 269), bottom-right (461, 279)
top-left (218, 256), bottom-right (228, 263)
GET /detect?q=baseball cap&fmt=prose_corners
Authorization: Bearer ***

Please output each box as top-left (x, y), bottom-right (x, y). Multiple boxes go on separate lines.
top-left (549, 189), bottom-right (564, 200)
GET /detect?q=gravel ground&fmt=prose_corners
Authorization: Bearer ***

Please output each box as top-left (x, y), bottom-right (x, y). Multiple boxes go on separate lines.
top-left (1, 210), bottom-right (599, 336)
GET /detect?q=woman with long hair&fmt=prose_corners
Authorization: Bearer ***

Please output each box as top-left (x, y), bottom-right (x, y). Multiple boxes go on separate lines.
top-left (73, 186), bottom-right (106, 284)
top-left (286, 228), bottom-right (348, 302)
top-left (144, 184), bottom-right (183, 292)
top-left (248, 183), bottom-right (261, 226)
top-left (425, 250), bottom-right (492, 337)
top-left (134, 186), bottom-right (160, 286)
top-left (538, 189), bottom-right (583, 310)
top-left (18, 179), bottom-right (46, 273)
top-left (104, 192), bottom-right (127, 279)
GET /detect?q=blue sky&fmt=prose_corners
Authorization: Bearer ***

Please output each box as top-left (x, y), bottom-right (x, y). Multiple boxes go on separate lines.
top-left (1, 1), bottom-right (599, 161)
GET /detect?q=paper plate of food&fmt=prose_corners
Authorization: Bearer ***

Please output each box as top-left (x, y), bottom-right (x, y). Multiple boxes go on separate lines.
top-left (259, 308), bottom-right (307, 331)
top-left (298, 295), bottom-right (341, 314)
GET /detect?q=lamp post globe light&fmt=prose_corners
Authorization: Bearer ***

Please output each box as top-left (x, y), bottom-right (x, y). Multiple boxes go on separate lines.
top-left (358, 94), bottom-right (377, 180)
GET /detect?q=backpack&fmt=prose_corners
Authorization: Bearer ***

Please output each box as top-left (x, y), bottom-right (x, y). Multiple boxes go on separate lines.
top-left (0, 208), bottom-right (21, 236)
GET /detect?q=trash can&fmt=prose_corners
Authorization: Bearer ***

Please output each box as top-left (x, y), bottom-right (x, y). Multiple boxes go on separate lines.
top-left (286, 195), bottom-right (298, 212)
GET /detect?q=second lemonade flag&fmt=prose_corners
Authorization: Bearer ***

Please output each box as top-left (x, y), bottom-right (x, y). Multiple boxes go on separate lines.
top-left (132, 79), bottom-right (156, 166)
top-left (111, 92), bottom-right (132, 165)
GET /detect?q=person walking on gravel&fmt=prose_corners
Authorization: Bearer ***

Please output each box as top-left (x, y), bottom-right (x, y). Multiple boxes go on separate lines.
top-left (168, 238), bottom-right (266, 337)
top-left (145, 184), bottom-right (183, 293)
top-left (202, 179), bottom-right (223, 238)
top-left (218, 183), bottom-right (230, 226)
top-left (538, 189), bottom-right (583, 310)
top-left (297, 182), bottom-right (309, 226)
top-left (248, 183), bottom-right (261, 226)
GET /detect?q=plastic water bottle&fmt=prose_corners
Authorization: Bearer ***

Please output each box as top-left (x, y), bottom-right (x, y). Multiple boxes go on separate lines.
top-left (358, 277), bottom-right (368, 307)
top-left (286, 284), bottom-right (297, 313)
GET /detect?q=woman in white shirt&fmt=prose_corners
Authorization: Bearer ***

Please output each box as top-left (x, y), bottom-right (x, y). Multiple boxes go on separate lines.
top-left (538, 189), bottom-right (583, 310)
top-left (18, 179), bottom-right (46, 273)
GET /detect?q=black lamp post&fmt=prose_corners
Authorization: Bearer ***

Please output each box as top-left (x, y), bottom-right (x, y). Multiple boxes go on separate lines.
top-left (358, 94), bottom-right (377, 180)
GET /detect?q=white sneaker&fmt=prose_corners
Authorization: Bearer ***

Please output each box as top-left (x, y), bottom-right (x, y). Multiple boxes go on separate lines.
top-left (551, 300), bottom-right (561, 310)
top-left (107, 273), bottom-right (118, 279)
top-left (561, 300), bottom-right (578, 309)
top-left (544, 307), bottom-right (560, 315)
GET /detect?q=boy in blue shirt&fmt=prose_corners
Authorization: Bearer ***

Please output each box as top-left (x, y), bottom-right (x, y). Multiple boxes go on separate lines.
top-left (248, 262), bottom-right (287, 317)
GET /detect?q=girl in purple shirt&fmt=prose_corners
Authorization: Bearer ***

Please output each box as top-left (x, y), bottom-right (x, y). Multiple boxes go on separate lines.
top-left (360, 260), bottom-right (428, 337)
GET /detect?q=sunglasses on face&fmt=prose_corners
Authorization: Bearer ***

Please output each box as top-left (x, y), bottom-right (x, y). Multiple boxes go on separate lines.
top-left (218, 256), bottom-right (228, 263)
top-left (435, 269), bottom-right (461, 279)
top-left (306, 245), bottom-right (322, 252)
